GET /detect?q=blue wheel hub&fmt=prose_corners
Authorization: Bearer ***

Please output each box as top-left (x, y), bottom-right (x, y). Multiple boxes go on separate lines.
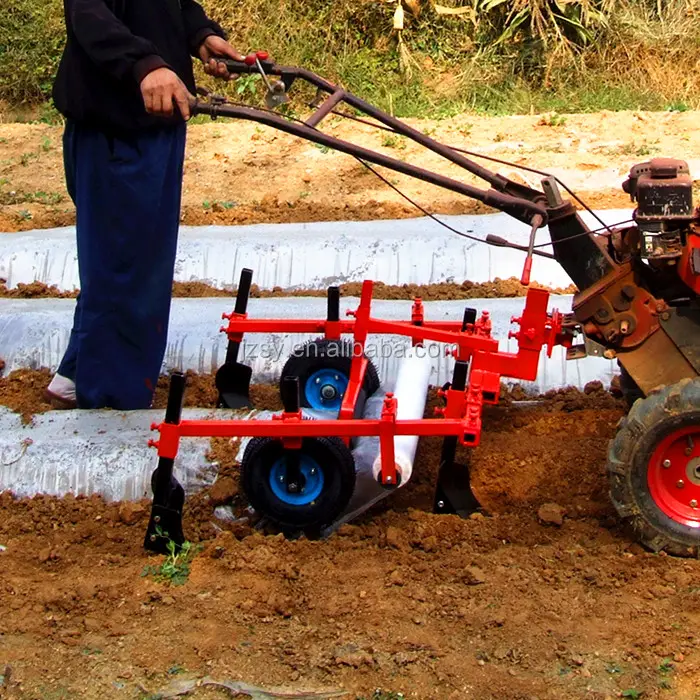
top-left (270, 455), bottom-right (324, 506)
top-left (304, 369), bottom-right (348, 411)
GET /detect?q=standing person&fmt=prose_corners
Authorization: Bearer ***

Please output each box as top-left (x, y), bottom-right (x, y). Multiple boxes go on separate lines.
top-left (46, 0), bottom-right (242, 410)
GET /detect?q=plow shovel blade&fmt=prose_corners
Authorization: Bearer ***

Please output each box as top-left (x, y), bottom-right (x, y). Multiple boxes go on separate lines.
top-left (145, 462), bottom-right (186, 553)
top-left (215, 362), bottom-right (253, 409)
top-left (433, 437), bottom-right (481, 518)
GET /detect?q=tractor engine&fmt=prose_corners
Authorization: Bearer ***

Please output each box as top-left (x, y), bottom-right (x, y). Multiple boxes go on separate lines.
top-left (551, 157), bottom-right (700, 397)
top-left (622, 158), bottom-right (695, 261)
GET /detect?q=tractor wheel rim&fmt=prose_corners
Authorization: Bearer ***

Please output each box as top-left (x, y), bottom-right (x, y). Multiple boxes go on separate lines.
top-left (304, 369), bottom-right (348, 411)
top-left (648, 425), bottom-right (700, 528)
top-left (270, 455), bottom-right (324, 506)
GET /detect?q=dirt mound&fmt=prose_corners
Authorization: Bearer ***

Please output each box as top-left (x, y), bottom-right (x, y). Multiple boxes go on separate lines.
top-left (0, 279), bottom-right (77, 298)
top-left (171, 281), bottom-right (231, 297)
top-left (0, 367), bottom-right (53, 422)
top-left (0, 190), bottom-right (632, 232)
top-left (0, 368), bottom-right (614, 421)
top-left (250, 278), bottom-right (576, 301)
top-left (2, 277), bottom-right (576, 300)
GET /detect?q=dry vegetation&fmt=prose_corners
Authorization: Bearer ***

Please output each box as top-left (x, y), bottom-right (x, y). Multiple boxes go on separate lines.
top-left (2, 0), bottom-right (700, 119)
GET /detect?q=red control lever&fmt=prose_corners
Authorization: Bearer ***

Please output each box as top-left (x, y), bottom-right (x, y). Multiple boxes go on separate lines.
top-left (245, 51), bottom-right (270, 65)
top-left (520, 214), bottom-right (544, 286)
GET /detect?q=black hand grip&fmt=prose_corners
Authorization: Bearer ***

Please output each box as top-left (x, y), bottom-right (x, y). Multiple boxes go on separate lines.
top-left (223, 59), bottom-right (256, 74)
top-left (234, 268), bottom-right (253, 315)
top-left (451, 361), bottom-right (469, 392)
top-left (461, 308), bottom-right (477, 331)
top-left (327, 286), bottom-right (340, 322)
top-left (164, 372), bottom-right (186, 424)
top-left (280, 376), bottom-right (301, 413)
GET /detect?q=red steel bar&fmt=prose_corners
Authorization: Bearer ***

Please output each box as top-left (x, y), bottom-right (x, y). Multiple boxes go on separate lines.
top-left (151, 286), bottom-right (571, 479)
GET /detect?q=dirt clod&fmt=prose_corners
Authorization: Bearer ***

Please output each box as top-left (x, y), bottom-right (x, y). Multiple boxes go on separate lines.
top-left (385, 525), bottom-right (409, 551)
top-left (584, 379), bottom-right (604, 394)
top-left (208, 476), bottom-right (239, 506)
top-left (462, 565), bottom-right (487, 585)
top-left (118, 501), bottom-right (147, 526)
top-left (334, 645), bottom-right (374, 668)
top-left (537, 502), bottom-right (565, 526)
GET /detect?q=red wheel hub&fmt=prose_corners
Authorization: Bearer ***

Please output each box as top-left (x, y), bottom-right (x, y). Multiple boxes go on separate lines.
top-left (648, 426), bottom-right (700, 527)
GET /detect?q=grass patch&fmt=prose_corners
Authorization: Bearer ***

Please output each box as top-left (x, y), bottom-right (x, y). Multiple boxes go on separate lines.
top-left (141, 533), bottom-right (198, 586)
top-left (381, 134), bottom-right (407, 149)
top-left (202, 199), bottom-right (237, 210)
top-left (0, 189), bottom-right (65, 206)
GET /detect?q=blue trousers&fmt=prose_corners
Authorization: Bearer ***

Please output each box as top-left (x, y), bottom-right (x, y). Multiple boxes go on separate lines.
top-left (57, 120), bottom-right (186, 409)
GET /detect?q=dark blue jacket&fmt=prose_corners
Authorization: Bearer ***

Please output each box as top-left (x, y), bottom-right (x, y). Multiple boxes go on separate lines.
top-left (53, 0), bottom-right (226, 132)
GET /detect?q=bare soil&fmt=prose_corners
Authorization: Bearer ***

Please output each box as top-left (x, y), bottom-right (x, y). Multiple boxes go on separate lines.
top-left (3, 109), bottom-right (700, 699)
top-left (0, 368), bottom-right (283, 423)
top-left (3, 382), bottom-right (700, 699)
top-left (1, 110), bottom-right (698, 232)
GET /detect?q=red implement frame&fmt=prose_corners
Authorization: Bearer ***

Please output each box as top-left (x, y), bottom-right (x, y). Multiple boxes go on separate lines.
top-left (149, 282), bottom-right (571, 488)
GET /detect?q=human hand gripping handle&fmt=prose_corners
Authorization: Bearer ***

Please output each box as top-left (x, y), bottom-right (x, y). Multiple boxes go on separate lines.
top-left (140, 67), bottom-right (193, 120)
top-left (199, 35), bottom-right (244, 80)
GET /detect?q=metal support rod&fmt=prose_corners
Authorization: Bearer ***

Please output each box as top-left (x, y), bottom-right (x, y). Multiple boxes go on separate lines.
top-left (152, 372), bottom-right (186, 504)
top-left (221, 60), bottom-right (546, 203)
top-left (225, 267), bottom-right (253, 364)
top-left (306, 89), bottom-right (346, 128)
top-left (433, 360), bottom-right (481, 517)
top-left (216, 267), bottom-right (254, 409)
top-left (193, 101), bottom-right (547, 227)
top-left (144, 372), bottom-right (187, 553)
top-left (521, 214), bottom-right (544, 286)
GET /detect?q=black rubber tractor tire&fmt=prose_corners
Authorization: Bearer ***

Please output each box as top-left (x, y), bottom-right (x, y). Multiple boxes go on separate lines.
top-left (607, 377), bottom-right (700, 557)
top-left (617, 361), bottom-right (645, 408)
top-left (240, 435), bottom-right (356, 534)
top-left (280, 338), bottom-right (380, 411)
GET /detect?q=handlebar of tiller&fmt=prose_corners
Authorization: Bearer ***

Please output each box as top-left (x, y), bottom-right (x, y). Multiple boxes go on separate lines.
top-left (196, 53), bottom-right (551, 229)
